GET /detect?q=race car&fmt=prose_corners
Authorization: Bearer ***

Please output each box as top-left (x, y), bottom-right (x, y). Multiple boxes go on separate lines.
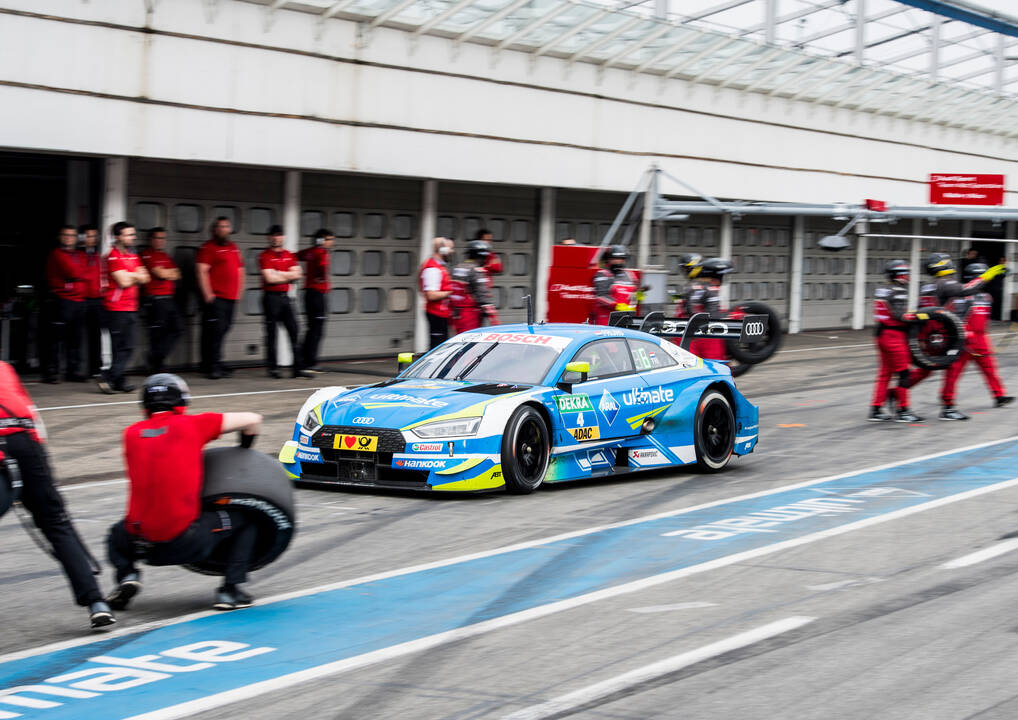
top-left (278, 322), bottom-right (759, 494)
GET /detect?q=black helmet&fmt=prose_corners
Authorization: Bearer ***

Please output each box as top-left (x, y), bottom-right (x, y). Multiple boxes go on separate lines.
top-left (699, 257), bottom-right (735, 280)
top-left (465, 240), bottom-right (491, 262)
top-left (924, 252), bottom-right (955, 277)
top-left (679, 253), bottom-right (703, 278)
top-left (141, 373), bottom-right (190, 414)
top-left (603, 244), bottom-right (628, 261)
top-left (884, 259), bottom-right (910, 281)
top-left (963, 262), bottom-right (988, 283)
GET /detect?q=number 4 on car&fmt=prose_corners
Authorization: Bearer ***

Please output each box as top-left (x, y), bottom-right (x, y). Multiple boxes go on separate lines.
top-left (279, 323), bottom-right (760, 494)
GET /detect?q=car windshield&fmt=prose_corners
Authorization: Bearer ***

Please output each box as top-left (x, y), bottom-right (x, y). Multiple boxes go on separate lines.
top-left (404, 341), bottom-right (559, 385)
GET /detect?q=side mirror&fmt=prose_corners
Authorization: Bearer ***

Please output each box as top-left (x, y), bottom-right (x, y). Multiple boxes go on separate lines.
top-left (557, 361), bottom-right (589, 393)
top-left (398, 352), bottom-right (414, 372)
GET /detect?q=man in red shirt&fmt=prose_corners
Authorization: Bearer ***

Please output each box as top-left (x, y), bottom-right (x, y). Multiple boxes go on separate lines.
top-left (44, 225), bottom-right (87, 384)
top-left (0, 361), bottom-right (116, 630)
top-left (140, 227), bottom-right (183, 373)
top-left (80, 224), bottom-right (104, 378)
top-left (297, 228), bottom-right (333, 371)
top-left (419, 236), bottom-right (454, 348)
top-left (196, 217), bottom-right (244, 380)
top-left (98, 222), bottom-right (150, 394)
top-left (259, 225), bottom-right (309, 379)
top-left (106, 374), bottom-right (263, 611)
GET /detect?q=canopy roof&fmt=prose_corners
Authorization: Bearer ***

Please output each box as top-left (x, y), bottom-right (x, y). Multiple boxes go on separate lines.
top-left (250, 0), bottom-right (1018, 136)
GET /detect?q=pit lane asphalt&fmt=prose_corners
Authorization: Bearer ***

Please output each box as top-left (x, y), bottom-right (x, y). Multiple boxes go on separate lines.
top-left (3, 326), bottom-right (1018, 720)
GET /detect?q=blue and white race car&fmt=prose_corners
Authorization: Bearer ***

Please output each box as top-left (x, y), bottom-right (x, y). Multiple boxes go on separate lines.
top-left (278, 322), bottom-right (759, 494)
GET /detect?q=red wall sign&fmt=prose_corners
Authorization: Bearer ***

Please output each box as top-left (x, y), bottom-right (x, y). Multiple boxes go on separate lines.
top-left (929, 174), bottom-right (1005, 205)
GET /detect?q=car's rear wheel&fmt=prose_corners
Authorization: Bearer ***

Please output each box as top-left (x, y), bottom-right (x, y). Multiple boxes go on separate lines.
top-left (694, 390), bottom-right (735, 472)
top-left (501, 406), bottom-right (550, 494)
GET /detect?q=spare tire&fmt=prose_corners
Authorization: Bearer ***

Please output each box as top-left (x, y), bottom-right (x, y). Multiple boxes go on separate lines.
top-left (725, 301), bottom-right (783, 365)
top-left (908, 307), bottom-right (965, 370)
top-left (183, 447), bottom-right (296, 576)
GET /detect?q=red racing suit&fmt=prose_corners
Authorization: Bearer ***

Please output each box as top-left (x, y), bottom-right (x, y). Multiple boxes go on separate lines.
top-left (872, 281), bottom-right (914, 408)
top-left (674, 280), bottom-right (727, 360)
top-left (941, 292), bottom-right (1006, 404)
top-left (590, 266), bottom-right (638, 326)
top-left (450, 260), bottom-right (498, 333)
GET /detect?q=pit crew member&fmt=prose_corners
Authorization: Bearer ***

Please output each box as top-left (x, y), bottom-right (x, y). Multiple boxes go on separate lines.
top-left (674, 254), bottom-right (733, 360)
top-left (450, 240), bottom-right (499, 333)
top-left (870, 259), bottom-right (922, 423)
top-left (590, 245), bottom-right (638, 326)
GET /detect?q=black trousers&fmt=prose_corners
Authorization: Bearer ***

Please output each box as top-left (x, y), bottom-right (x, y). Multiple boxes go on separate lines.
top-left (301, 289), bottom-right (328, 368)
top-left (107, 509), bottom-right (257, 586)
top-left (3, 432), bottom-right (102, 606)
top-left (46, 297), bottom-right (85, 379)
top-left (262, 293), bottom-right (299, 371)
top-left (84, 297), bottom-right (103, 376)
top-left (103, 310), bottom-right (136, 389)
top-left (200, 298), bottom-right (235, 373)
top-left (145, 296), bottom-right (183, 373)
top-left (426, 313), bottom-right (449, 350)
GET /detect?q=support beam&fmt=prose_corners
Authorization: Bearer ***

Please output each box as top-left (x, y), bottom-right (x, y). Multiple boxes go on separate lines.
top-left (789, 216), bottom-right (804, 334)
top-left (534, 9), bottom-right (611, 58)
top-left (536, 188), bottom-right (555, 322)
top-left (1005, 221), bottom-right (1016, 321)
top-left (638, 171), bottom-right (656, 269)
top-left (720, 45), bottom-right (782, 88)
top-left (681, 0), bottom-right (754, 24)
top-left (761, 56), bottom-right (824, 95)
top-left (852, 235), bottom-right (867, 330)
top-left (909, 219), bottom-right (922, 308)
top-left (995, 33), bottom-right (1005, 91)
top-left (789, 63), bottom-right (853, 100)
top-left (321, 0), bottom-right (358, 20)
top-left (278, 170), bottom-right (301, 368)
top-left (719, 215), bottom-right (732, 307)
top-left (368, 0), bottom-right (419, 30)
top-left (102, 158), bottom-right (128, 255)
top-left (854, 0), bottom-right (866, 65)
top-left (764, 0), bottom-right (777, 46)
top-left (415, 180), bottom-right (437, 354)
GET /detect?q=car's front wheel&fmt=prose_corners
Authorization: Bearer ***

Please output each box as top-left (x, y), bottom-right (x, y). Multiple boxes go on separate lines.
top-left (694, 390), bottom-right (735, 472)
top-left (501, 406), bottom-right (550, 494)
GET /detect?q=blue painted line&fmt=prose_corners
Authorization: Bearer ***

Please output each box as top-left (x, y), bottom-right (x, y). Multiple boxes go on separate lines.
top-left (4, 438), bottom-right (1018, 719)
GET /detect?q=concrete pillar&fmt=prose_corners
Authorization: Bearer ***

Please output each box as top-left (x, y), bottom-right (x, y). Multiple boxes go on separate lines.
top-left (536, 187), bottom-right (555, 323)
top-left (909, 219), bottom-right (922, 308)
top-left (65, 159), bottom-right (91, 227)
top-left (852, 235), bottom-right (868, 330)
top-left (719, 214), bottom-right (733, 307)
top-left (415, 180), bottom-right (438, 354)
top-left (789, 216), bottom-right (804, 333)
top-left (638, 171), bottom-right (655, 269)
top-left (101, 158), bottom-right (128, 254)
top-left (1005, 222), bottom-right (1016, 321)
top-left (277, 170), bottom-right (301, 367)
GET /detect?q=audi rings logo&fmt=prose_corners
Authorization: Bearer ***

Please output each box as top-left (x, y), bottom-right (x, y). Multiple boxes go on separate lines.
top-left (744, 321), bottom-right (765, 336)
top-left (352, 417), bottom-right (375, 425)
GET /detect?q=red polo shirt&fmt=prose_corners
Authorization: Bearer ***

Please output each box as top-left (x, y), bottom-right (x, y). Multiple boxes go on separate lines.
top-left (297, 246), bottom-right (330, 293)
top-left (140, 248), bottom-right (178, 297)
top-left (0, 362), bottom-right (42, 444)
top-left (196, 239), bottom-right (243, 301)
top-left (46, 248), bottom-right (86, 302)
top-left (83, 249), bottom-right (103, 299)
top-left (122, 411), bottom-right (223, 542)
top-left (259, 248), bottom-right (298, 292)
top-left (103, 247), bottom-right (143, 312)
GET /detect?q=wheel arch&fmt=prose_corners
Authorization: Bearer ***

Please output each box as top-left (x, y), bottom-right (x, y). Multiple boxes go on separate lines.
top-left (522, 400), bottom-right (554, 447)
top-left (705, 380), bottom-right (735, 409)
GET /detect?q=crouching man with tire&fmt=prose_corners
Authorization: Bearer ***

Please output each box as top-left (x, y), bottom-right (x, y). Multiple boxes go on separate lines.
top-left (106, 374), bottom-right (266, 611)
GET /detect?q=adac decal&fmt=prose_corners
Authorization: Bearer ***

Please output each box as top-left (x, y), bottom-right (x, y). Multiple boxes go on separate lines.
top-left (396, 459), bottom-right (448, 469)
top-left (568, 425), bottom-right (601, 441)
top-left (333, 434), bottom-right (378, 452)
top-left (554, 394), bottom-right (593, 413)
top-left (622, 386), bottom-right (675, 406)
top-left (598, 389), bottom-right (620, 425)
top-left (411, 442), bottom-right (445, 452)
top-left (363, 393), bottom-right (448, 409)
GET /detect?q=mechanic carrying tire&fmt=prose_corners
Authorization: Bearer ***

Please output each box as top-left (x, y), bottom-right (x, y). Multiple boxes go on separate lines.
top-left (0, 361), bottom-right (116, 630)
top-left (870, 260), bottom-right (925, 423)
top-left (105, 374), bottom-right (281, 612)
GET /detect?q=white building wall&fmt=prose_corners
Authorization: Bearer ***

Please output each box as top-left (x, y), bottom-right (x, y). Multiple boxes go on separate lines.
top-left (2, 0), bottom-right (1018, 207)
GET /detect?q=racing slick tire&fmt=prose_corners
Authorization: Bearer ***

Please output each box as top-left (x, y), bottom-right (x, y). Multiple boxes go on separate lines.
top-left (725, 301), bottom-right (783, 366)
top-left (501, 405), bottom-right (550, 495)
top-left (908, 307), bottom-right (964, 371)
top-left (694, 390), bottom-right (735, 473)
top-left (183, 447), bottom-right (296, 576)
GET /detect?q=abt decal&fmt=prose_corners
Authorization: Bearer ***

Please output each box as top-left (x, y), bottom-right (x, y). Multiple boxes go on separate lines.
top-left (396, 459), bottom-right (448, 469)
top-left (622, 386), bottom-right (675, 406)
top-left (411, 442), bottom-right (445, 452)
top-left (568, 426), bottom-right (601, 441)
top-left (0, 641), bottom-right (274, 719)
top-left (554, 394), bottom-right (593, 413)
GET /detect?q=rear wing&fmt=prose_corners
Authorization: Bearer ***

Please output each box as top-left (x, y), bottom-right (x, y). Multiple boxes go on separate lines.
top-left (607, 311), bottom-right (769, 352)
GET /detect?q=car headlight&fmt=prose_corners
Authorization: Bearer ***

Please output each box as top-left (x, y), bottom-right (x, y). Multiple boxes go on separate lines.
top-left (412, 417), bottom-right (482, 438)
top-left (302, 411), bottom-right (322, 434)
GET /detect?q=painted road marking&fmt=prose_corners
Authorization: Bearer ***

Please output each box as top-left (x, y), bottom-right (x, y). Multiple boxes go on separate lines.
top-left (3, 437), bottom-right (1018, 719)
top-left (777, 332), bottom-right (1013, 354)
top-left (940, 538), bottom-right (1018, 569)
top-left (501, 616), bottom-right (816, 720)
top-left (627, 602), bottom-right (718, 614)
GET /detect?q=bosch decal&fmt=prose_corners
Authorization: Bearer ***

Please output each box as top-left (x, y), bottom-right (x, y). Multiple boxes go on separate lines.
top-left (598, 389), bottom-right (620, 425)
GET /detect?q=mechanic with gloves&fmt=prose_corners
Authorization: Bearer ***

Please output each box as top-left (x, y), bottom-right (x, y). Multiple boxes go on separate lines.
top-left (450, 239), bottom-right (499, 333)
top-left (0, 361), bottom-right (116, 630)
top-left (106, 374), bottom-right (264, 611)
top-left (903, 253), bottom-right (1007, 419)
top-left (590, 245), bottom-right (639, 326)
top-left (870, 259), bottom-right (923, 423)
top-left (674, 254), bottom-right (734, 360)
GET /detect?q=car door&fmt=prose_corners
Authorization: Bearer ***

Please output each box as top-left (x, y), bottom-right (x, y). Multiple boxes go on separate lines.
top-left (554, 338), bottom-right (651, 443)
top-left (624, 337), bottom-right (685, 429)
